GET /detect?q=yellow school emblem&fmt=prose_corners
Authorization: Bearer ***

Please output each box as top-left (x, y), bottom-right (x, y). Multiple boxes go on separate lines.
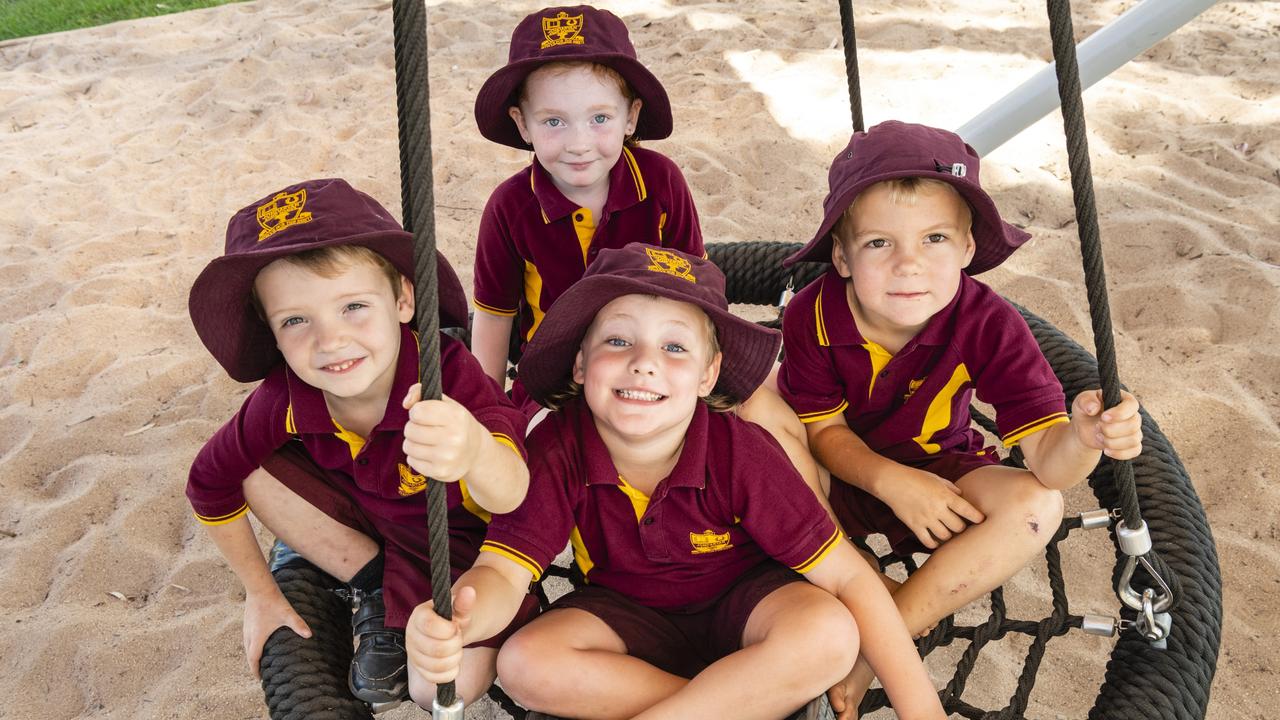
top-left (541, 12), bottom-right (586, 49)
top-left (903, 377), bottom-right (925, 402)
top-left (690, 528), bottom-right (733, 555)
top-left (256, 189), bottom-right (313, 241)
top-left (645, 247), bottom-right (696, 283)
top-left (397, 463), bottom-right (427, 496)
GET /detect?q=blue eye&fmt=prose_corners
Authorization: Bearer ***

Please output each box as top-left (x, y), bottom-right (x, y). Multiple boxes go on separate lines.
top-left (606, 337), bottom-right (629, 347)
top-left (544, 118), bottom-right (563, 128)
top-left (345, 302), bottom-right (367, 312)
top-left (592, 114), bottom-right (609, 124)
top-left (663, 343), bottom-right (686, 353)
top-left (281, 316), bottom-right (304, 328)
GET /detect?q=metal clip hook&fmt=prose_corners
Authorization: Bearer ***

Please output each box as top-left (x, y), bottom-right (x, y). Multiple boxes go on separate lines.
top-left (778, 277), bottom-right (796, 310)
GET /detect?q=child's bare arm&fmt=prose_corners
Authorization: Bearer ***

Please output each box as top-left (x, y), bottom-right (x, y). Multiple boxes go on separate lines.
top-left (736, 386), bottom-right (835, 520)
top-left (401, 384), bottom-right (530, 513)
top-left (805, 543), bottom-right (944, 719)
top-left (807, 415), bottom-right (984, 549)
top-left (406, 553), bottom-right (532, 685)
top-left (1018, 389), bottom-right (1143, 490)
top-left (206, 517), bottom-right (311, 676)
top-left (470, 312), bottom-right (515, 388)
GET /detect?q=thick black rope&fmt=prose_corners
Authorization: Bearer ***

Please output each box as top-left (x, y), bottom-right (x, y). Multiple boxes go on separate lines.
top-left (1045, 0), bottom-right (1182, 611)
top-left (836, 0), bottom-right (864, 132)
top-left (390, 0), bottom-right (456, 709)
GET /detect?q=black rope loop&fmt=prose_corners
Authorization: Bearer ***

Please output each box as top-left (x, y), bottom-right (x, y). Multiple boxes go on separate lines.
top-left (836, 0), bottom-right (865, 132)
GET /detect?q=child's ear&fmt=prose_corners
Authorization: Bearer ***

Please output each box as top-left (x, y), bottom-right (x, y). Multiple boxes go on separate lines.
top-left (571, 349), bottom-right (587, 385)
top-left (830, 235), bottom-right (854, 279)
top-left (960, 229), bottom-right (977, 269)
top-left (397, 276), bottom-right (415, 323)
top-left (698, 351), bottom-right (723, 398)
top-left (508, 106), bottom-right (532, 146)
top-left (625, 98), bottom-right (642, 136)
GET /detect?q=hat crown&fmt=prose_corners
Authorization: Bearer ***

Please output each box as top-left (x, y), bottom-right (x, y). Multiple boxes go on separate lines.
top-left (224, 178), bottom-right (401, 257)
top-left (586, 244), bottom-right (729, 311)
top-left (828, 120), bottom-right (981, 196)
top-left (508, 5), bottom-right (635, 63)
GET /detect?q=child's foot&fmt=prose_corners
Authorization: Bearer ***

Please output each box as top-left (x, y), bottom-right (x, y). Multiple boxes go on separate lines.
top-left (789, 694), bottom-right (836, 720)
top-left (348, 589), bottom-right (409, 704)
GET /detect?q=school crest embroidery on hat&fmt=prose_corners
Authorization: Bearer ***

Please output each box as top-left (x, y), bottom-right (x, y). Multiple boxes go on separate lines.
top-left (690, 528), bottom-right (733, 555)
top-left (256, 188), bottom-right (313, 241)
top-left (397, 463), bottom-right (427, 496)
top-left (645, 247), bottom-right (696, 283)
top-left (541, 11), bottom-right (585, 49)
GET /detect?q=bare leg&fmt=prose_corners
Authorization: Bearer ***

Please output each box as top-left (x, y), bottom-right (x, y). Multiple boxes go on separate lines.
top-left (243, 467), bottom-right (378, 583)
top-left (407, 646), bottom-right (498, 709)
top-left (635, 582), bottom-right (857, 720)
top-left (497, 608), bottom-right (687, 719)
top-left (842, 466), bottom-right (1063, 704)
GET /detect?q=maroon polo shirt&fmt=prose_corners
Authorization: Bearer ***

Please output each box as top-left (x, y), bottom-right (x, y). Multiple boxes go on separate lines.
top-left (187, 324), bottom-right (527, 531)
top-left (779, 268), bottom-right (1068, 463)
top-left (472, 146), bottom-right (703, 351)
top-left (480, 398), bottom-right (841, 612)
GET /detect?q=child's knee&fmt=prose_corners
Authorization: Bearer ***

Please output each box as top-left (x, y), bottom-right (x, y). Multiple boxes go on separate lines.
top-left (784, 593), bottom-right (860, 678)
top-left (495, 627), bottom-right (556, 706)
top-left (999, 476), bottom-right (1064, 540)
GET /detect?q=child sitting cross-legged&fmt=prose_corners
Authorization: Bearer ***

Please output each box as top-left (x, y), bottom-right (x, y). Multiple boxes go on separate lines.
top-left (186, 179), bottom-right (536, 710)
top-left (406, 244), bottom-right (945, 720)
top-left (778, 121), bottom-right (1145, 713)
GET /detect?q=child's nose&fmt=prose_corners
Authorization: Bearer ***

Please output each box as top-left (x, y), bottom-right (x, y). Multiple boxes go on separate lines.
top-left (314, 320), bottom-right (348, 351)
top-left (629, 346), bottom-right (659, 375)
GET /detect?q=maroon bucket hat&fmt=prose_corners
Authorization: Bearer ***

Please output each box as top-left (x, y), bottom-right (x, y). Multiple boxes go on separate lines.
top-left (784, 120), bottom-right (1031, 275)
top-left (518, 244), bottom-right (781, 406)
top-left (475, 5), bottom-right (673, 150)
top-left (188, 178), bottom-right (468, 383)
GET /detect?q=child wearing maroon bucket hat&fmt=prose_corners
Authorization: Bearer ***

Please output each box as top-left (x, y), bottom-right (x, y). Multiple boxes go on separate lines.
top-left (185, 178), bottom-right (537, 710)
top-left (778, 121), bottom-right (1145, 707)
top-left (469, 5), bottom-right (704, 411)
top-left (406, 245), bottom-right (945, 720)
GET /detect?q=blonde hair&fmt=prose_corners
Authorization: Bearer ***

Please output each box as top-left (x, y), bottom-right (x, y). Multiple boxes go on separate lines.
top-left (834, 177), bottom-right (973, 243)
top-left (541, 298), bottom-right (736, 412)
top-left (515, 61), bottom-right (641, 147)
top-left (251, 245), bottom-right (403, 316)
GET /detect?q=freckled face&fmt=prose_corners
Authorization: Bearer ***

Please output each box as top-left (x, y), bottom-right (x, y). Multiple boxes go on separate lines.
top-left (508, 64), bottom-right (641, 205)
top-left (832, 182), bottom-right (976, 348)
top-left (572, 294), bottom-right (721, 446)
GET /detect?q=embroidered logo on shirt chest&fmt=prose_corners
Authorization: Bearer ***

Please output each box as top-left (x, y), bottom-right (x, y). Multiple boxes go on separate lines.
top-left (903, 377), bottom-right (927, 402)
top-left (690, 528), bottom-right (733, 555)
top-left (398, 463), bottom-right (426, 496)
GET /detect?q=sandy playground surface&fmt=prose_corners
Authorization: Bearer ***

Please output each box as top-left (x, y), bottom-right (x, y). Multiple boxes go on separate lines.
top-left (1, 0), bottom-right (1276, 717)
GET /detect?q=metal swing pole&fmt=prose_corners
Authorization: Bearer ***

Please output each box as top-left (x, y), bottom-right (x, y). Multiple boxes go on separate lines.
top-left (389, 1), bottom-right (462, 717)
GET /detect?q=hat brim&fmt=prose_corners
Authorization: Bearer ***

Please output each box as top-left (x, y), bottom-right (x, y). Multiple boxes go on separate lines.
top-left (475, 53), bottom-right (673, 150)
top-left (784, 170), bottom-right (1031, 275)
top-left (189, 230), bottom-right (468, 383)
top-left (518, 274), bottom-right (781, 407)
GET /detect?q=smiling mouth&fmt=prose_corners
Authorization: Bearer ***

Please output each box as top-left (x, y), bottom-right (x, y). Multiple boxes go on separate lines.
top-left (615, 388), bottom-right (665, 402)
top-left (321, 358), bottom-right (363, 373)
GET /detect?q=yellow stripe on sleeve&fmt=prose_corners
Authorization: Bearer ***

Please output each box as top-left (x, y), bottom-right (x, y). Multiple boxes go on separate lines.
top-left (473, 299), bottom-right (518, 317)
top-left (793, 528), bottom-right (841, 574)
top-left (796, 399), bottom-right (849, 424)
top-left (481, 541), bottom-right (543, 581)
top-left (492, 433), bottom-right (521, 457)
top-left (1002, 412), bottom-right (1070, 447)
top-left (195, 503), bottom-right (250, 526)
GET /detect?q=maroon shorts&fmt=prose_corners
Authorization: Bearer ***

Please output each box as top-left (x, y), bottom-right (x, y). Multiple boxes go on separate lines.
top-left (547, 561), bottom-right (802, 678)
top-left (830, 450), bottom-right (1000, 557)
top-left (263, 442), bottom-right (539, 644)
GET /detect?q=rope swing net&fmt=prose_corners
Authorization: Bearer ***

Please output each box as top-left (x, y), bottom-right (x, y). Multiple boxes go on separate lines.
top-left (255, 1), bottom-right (1222, 718)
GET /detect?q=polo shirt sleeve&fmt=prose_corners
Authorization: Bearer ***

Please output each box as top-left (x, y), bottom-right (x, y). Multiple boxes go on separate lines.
top-left (650, 152), bottom-right (704, 258)
top-left (186, 370), bottom-right (292, 525)
top-left (777, 284), bottom-right (851, 424)
top-left (472, 178), bottom-right (524, 318)
top-left (480, 417), bottom-right (575, 581)
top-left (439, 333), bottom-right (527, 460)
top-left (969, 297), bottom-right (1069, 446)
top-left (731, 419), bottom-right (841, 574)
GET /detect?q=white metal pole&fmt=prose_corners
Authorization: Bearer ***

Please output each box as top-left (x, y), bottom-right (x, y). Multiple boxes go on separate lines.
top-left (955, 0), bottom-right (1218, 156)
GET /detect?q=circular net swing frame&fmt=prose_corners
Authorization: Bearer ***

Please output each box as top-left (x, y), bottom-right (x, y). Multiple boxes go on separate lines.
top-left (252, 1), bottom-right (1221, 718)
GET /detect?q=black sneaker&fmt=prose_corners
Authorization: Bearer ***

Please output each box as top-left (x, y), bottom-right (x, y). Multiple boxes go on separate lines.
top-left (348, 588), bottom-right (409, 705)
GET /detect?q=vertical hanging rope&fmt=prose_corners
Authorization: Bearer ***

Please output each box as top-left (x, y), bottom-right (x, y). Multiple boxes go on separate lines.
top-left (389, 0), bottom-right (458, 710)
top-left (837, 0), bottom-right (865, 132)
top-left (1044, 0), bottom-right (1181, 609)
